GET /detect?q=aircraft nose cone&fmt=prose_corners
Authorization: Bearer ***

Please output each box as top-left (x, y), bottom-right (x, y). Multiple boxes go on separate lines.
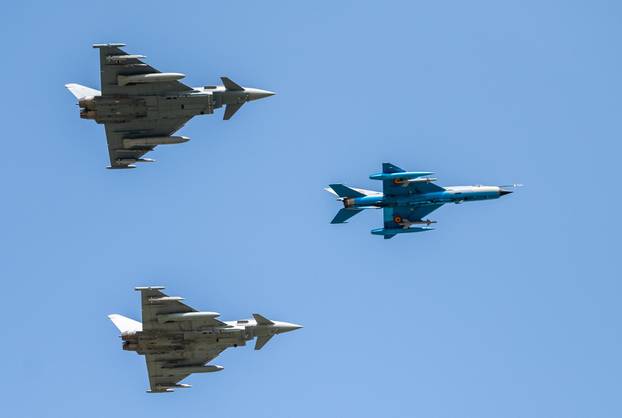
top-left (246, 88), bottom-right (276, 101)
top-left (279, 322), bottom-right (303, 333)
top-left (499, 189), bottom-right (513, 196)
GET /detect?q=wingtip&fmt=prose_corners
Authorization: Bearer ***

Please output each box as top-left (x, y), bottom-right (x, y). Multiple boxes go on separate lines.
top-left (92, 43), bottom-right (126, 49)
top-left (134, 286), bottom-right (165, 291)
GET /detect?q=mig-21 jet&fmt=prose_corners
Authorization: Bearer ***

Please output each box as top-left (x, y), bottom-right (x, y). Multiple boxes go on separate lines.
top-left (66, 43), bottom-right (274, 169)
top-left (108, 286), bottom-right (302, 393)
top-left (327, 163), bottom-right (516, 239)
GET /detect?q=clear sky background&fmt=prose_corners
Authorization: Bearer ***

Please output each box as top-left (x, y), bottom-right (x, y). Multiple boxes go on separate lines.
top-left (1, 1), bottom-right (620, 417)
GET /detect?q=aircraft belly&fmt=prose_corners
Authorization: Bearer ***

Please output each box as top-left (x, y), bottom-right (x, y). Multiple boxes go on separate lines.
top-left (156, 95), bottom-right (214, 118)
top-left (88, 97), bottom-right (148, 123)
top-left (182, 329), bottom-right (247, 348)
top-left (134, 334), bottom-right (246, 354)
top-left (184, 326), bottom-right (243, 335)
top-left (388, 199), bottom-right (438, 208)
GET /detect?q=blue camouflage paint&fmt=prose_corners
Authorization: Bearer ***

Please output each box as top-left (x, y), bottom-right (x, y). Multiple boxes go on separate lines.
top-left (329, 163), bottom-right (514, 239)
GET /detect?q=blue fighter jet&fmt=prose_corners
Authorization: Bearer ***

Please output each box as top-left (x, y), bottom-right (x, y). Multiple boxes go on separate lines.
top-left (326, 163), bottom-right (515, 239)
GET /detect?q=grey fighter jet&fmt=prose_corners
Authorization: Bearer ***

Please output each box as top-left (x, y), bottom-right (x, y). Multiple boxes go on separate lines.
top-left (108, 287), bottom-right (302, 393)
top-left (66, 43), bottom-right (274, 169)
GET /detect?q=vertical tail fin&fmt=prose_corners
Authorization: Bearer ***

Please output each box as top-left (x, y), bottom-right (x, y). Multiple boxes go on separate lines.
top-left (328, 184), bottom-right (366, 198)
top-left (108, 314), bottom-right (142, 334)
top-left (65, 83), bottom-right (101, 99)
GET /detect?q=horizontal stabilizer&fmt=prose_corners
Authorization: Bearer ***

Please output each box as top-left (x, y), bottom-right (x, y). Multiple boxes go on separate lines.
top-left (331, 208), bottom-right (362, 224)
top-left (324, 187), bottom-right (380, 197)
top-left (221, 76), bottom-right (244, 91)
top-left (328, 184), bottom-right (366, 198)
top-left (254, 335), bottom-right (274, 350)
top-left (253, 313), bottom-right (274, 325)
top-left (65, 83), bottom-right (101, 99)
top-left (108, 314), bottom-right (142, 334)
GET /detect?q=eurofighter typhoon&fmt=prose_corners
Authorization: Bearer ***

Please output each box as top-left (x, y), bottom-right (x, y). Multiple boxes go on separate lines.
top-left (108, 287), bottom-right (302, 393)
top-left (66, 43), bottom-right (274, 169)
top-left (327, 163), bottom-right (516, 239)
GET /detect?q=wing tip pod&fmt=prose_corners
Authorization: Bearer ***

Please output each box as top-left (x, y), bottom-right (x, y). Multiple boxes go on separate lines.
top-left (106, 165), bottom-right (136, 170)
top-left (134, 286), bottom-right (165, 291)
top-left (92, 43), bottom-right (126, 48)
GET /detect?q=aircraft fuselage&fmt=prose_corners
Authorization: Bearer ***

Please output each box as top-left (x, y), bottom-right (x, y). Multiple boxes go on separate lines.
top-left (344, 185), bottom-right (509, 209)
top-left (78, 86), bottom-right (271, 124)
top-left (120, 318), bottom-right (301, 355)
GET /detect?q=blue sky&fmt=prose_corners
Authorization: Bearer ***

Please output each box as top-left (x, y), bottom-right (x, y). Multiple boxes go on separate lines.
top-left (1, 1), bottom-right (621, 417)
